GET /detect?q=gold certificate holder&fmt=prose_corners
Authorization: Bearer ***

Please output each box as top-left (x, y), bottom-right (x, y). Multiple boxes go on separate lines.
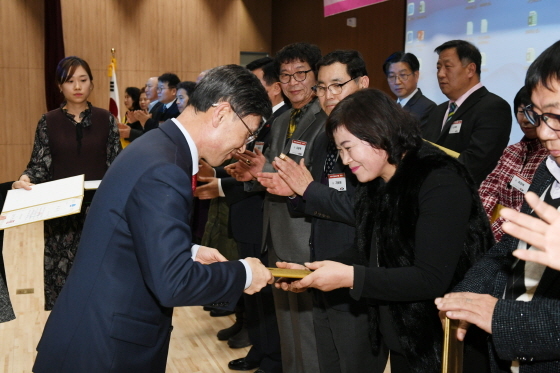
top-left (442, 317), bottom-right (464, 373)
top-left (268, 268), bottom-right (312, 279)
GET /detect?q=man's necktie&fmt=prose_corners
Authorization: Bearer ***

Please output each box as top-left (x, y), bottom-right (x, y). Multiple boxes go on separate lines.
top-left (446, 101), bottom-right (457, 123)
top-left (286, 109), bottom-right (301, 141)
top-left (504, 259), bottom-right (526, 300)
top-left (323, 140), bottom-right (338, 176)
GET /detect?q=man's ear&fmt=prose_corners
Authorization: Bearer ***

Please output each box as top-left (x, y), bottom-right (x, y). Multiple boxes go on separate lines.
top-left (466, 62), bottom-right (477, 78)
top-left (171, 88), bottom-right (177, 97)
top-left (211, 102), bottom-right (232, 128)
top-left (358, 76), bottom-right (370, 89)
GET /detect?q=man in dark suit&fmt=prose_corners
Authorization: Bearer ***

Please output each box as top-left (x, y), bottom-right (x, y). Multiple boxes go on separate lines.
top-left (126, 76), bottom-right (162, 141)
top-left (144, 72), bottom-right (181, 132)
top-left (258, 50), bottom-right (384, 373)
top-left (383, 51), bottom-right (436, 127)
top-left (195, 57), bottom-right (288, 373)
top-left (421, 40), bottom-right (512, 185)
top-left (436, 40), bottom-right (560, 372)
top-left (228, 42), bottom-right (326, 373)
top-left (32, 65), bottom-right (274, 373)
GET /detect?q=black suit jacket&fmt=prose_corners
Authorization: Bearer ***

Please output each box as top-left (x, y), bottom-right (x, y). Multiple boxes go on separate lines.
top-left (144, 101), bottom-right (180, 133)
top-left (421, 86), bottom-right (511, 185)
top-left (403, 88), bottom-right (436, 128)
top-left (221, 103), bottom-right (291, 246)
top-left (289, 131), bottom-right (360, 311)
top-left (454, 160), bottom-right (560, 372)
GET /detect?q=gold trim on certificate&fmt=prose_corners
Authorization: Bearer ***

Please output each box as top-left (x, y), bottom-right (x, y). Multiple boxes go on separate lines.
top-left (268, 268), bottom-right (312, 279)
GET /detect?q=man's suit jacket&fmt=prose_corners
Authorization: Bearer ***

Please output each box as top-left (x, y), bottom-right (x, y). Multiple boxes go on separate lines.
top-left (33, 120), bottom-right (246, 373)
top-left (220, 103), bottom-right (290, 246)
top-left (421, 86), bottom-right (511, 185)
top-left (403, 88), bottom-right (436, 128)
top-left (144, 101), bottom-right (180, 132)
top-left (260, 99), bottom-right (327, 263)
top-left (454, 160), bottom-right (560, 372)
top-left (290, 131), bottom-right (362, 311)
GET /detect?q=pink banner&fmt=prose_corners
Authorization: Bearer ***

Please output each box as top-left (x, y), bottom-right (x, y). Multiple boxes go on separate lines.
top-left (324, 0), bottom-right (387, 17)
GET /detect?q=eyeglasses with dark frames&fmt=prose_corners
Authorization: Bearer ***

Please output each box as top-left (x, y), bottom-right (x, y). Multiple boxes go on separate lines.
top-left (279, 69), bottom-right (312, 84)
top-left (312, 77), bottom-right (360, 97)
top-left (212, 103), bottom-right (259, 144)
top-left (523, 104), bottom-right (560, 132)
top-left (386, 73), bottom-right (413, 83)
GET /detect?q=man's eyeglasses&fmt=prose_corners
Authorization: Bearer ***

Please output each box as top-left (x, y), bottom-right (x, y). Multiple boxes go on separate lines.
top-left (157, 87), bottom-right (170, 92)
top-left (279, 69), bottom-right (312, 84)
top-left (523, 105), bottom-right (560, 131)
top-left (386, 73), bottom-right (413, 83)
top-left (212, 103), bottom-right (259, 144)
top-left (313, 77), bottom-right (359, 97)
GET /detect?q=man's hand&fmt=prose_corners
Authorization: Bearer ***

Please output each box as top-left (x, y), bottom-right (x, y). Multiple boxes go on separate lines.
top-left (118, 123), bottom-right (131, 139)
top-left (257, 172), bottom-right (295, 197)
top-left (273, 157), bottom-right (313, 196)
top-left (244, 257), bottom-right (274, 295)
top-left (198, 159), bottom-right (215, 178)
top-left (232, 148), bottom-right (266, 178)
top-left (194, 176), bottom-right (219, 199)
top-left (435, 292), bottom-right (498, 340)
top-left (194, 246), bottom-right (227, 264)
top-left (13, 175), bottom-right (33, 190)
top-left (225, 162), bottom-right (255, 182)
top-left (502, 192), bottom-right (560, 271)
top-left (133, 110), bottom-right (151, 126)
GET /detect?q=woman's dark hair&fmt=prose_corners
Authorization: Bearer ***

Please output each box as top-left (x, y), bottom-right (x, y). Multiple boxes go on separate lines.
top-left (56, 56), bottom-right (93, 85)
top-left (177, 81), bottom-right (197, 96)
top-left (513, 86), bottom-right (531, 114)
top-left (125, 87), bottom-right (141, 111)
top-left (326, 89), bottom-right (423, 166)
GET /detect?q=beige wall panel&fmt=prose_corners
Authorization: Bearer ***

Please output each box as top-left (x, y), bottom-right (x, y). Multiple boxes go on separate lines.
top-left (0, 145), bottom-right (33, 182)
top-left (239, 0), bottom-right (271, 53)
top-left (60, 0), bottom-right (241, 112)
top-left (0, 67), bottom-right (44, 145)
top-left (0, 0), bottom-right (43, 69)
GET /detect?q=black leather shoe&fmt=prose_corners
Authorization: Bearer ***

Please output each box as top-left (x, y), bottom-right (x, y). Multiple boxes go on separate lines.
top-left (217, 321), bottom-right (243, 341)
top-left (228, 357), bottom-right (259, 371)
top-left (228, 327), bottom-right (251, 349)
top-left (209, 309), bottom-right (234, 317)
top-left (203, 306), bottom-right (213, 311)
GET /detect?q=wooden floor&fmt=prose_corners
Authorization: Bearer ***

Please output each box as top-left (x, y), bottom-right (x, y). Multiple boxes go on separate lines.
top-left (0, 222), bottom-right (250, 373)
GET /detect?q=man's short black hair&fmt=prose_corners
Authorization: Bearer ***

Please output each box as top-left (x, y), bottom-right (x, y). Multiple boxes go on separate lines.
top-left (246, 57), bottom-right (273, 72)
top-left (525, 40), bottom-right (560, 95)
top-left (435, 40), bottom-right (481, 76)
top-left (317, 50), bottom-right (368, 80)
top-left (158, 73), bottom-right (180, 89)
top-left (274, 42), bottom-right (322, 76)
top-left (382, 51), bottom-right (420, 75)
top-left (187, 64), bottom-right (272, 120)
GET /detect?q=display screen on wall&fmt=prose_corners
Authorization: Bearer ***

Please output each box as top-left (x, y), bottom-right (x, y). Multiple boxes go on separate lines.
top-left (324, 0), bottom-right (387, 17)
top-left (404, 0), bottom-right (560, 143)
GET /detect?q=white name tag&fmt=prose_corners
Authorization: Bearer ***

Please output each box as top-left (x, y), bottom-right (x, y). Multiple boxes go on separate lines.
top-left (449, 120), bottom-right (462, 134)
top-left (289, 140), bottom-right (307, 156)
top-left (510, 174), bottom-right (531, 194)
top-left (328, 173), bottom-right (347, 191)
top-left (253, 141), bottom-right (264, 152)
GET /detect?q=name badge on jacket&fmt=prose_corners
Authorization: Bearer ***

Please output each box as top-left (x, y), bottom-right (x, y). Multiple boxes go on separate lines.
top-left (510, 174), bottom-right (530, 194)
top-left (449, 120), bottom-right (462, 134)
top-left (328, 173), bottom-right (347, 191)
top-left (289, 140), bottom-right (307, 156)
top-left (253, 141), bottom-right (265, 153)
